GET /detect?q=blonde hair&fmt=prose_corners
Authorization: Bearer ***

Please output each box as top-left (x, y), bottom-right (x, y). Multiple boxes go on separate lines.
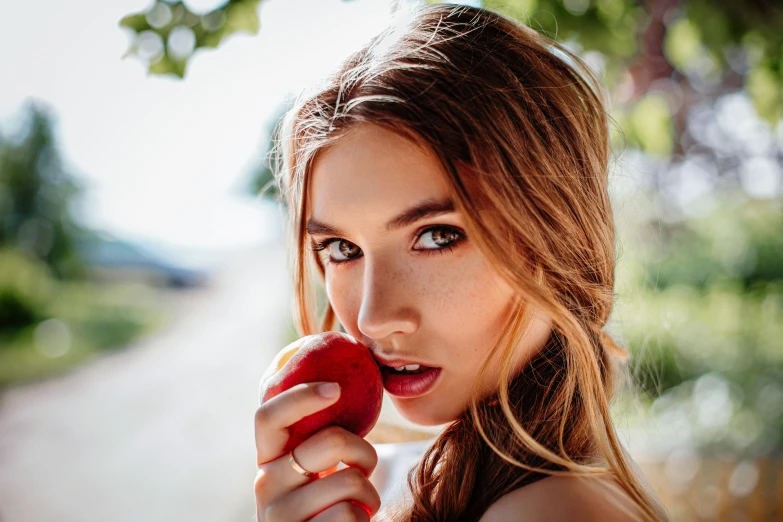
top-left (273, 4), bottom-right (670, 521)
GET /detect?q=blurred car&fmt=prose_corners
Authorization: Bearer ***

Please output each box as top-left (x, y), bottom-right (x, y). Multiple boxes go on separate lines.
top-left (76, 232), bottom-right (212, 288)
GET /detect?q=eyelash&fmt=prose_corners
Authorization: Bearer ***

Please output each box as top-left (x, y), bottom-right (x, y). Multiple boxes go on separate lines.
top-left (309, 225), bottom-right (466, 266)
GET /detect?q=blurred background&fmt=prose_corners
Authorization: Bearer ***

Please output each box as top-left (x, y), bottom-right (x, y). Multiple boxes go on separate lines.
top-left (0, 0), bottom-right (781, 520)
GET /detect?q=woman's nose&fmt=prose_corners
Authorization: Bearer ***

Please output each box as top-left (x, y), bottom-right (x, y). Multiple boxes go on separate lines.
top-left (356, 256), bottom-right (419, 341)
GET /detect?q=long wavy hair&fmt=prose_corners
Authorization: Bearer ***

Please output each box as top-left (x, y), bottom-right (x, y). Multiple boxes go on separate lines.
top-left (272, 4), bottom-right (669, 521)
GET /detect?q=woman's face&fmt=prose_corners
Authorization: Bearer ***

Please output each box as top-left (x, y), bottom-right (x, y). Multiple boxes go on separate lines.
top-left (307, 124), bottom-right (552, 426)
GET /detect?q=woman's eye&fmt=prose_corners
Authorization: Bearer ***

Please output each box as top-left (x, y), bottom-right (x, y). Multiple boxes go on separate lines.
top-left (415, 226), bottom-right (462, 250)
top-left (314, 226), bottom-right (463, 266)
top-left (329, 239), bottom-right (362, 261)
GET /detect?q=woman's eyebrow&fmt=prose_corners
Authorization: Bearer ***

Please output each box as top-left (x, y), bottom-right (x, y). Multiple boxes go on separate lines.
top-left (306, 197), bottom-right (455, 236)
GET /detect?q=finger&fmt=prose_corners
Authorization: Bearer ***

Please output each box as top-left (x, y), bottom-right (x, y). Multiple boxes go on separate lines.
top-left (319, 464), bottom-right (340, 477)
top-left (254, 382), bottom-right (340, 465)
top-left (255, 426), bottom-right (377, 507)
top-left (265, 467), bottom-right (381, 522)
top-left (254, 456), bottom-right (301, 516)
top-left (308, 501), bottom-right (370, 522)
top-left (255, 450), bottom-right (317, 510)
top-left (294, 426), bottom-right (378, 478)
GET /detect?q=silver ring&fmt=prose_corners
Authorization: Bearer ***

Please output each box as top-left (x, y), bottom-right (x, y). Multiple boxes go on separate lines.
top-left (289, 450), bottom-right (317, 478)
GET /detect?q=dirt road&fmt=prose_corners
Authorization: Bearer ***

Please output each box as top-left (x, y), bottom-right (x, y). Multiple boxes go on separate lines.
top-left (0, 243), bottom-right (290, 522)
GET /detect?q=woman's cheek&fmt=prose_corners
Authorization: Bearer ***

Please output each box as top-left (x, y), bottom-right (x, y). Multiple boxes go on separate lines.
top-left (325, 272), bottom-right (360, 328)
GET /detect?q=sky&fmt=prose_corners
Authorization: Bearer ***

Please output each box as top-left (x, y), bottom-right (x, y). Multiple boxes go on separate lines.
top-left (0, 0), bottom-right (396, 254)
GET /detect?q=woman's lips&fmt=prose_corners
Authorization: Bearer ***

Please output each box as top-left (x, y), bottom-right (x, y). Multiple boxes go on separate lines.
top-left (380, 366), bottom-right (442, 398)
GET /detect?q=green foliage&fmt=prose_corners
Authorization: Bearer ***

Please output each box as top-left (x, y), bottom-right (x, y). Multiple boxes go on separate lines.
top-left (0, 290), bottom-right (40, 332)
top-left (0, 103), bottom-right (94, 279)
top-left (243, 103), bottom-right (292, 201)
top-left (0, 106), bottom-right (167, 388)
top-left (485, 0), bottom-right (641, 64)
top-left (120, 0), bottom-right (262, 78)
top-left (612, 196), bottom-right (783, 453)
top-left (0, 249), bottom-right (53, 332)
top-left (0, 247), bottom-right (166, 389)
top-left (622, 280), bottom-right (783, 393)
top-left (664, 17), bottom-right (702, 71)
top-left (747, 60), bottom-right (783, 124)
top-left (635, 199), bottom-right (783, 291)
top-left (625, 93), bottom-right (673, 157)
top-left (248, 160), bottom-right (278, 200)
top-left (468, 0), bottom-right (783, 148)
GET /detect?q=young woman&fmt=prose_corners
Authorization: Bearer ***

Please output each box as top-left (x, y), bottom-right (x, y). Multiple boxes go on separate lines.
top-left (253, 4), bottom-right (671, 521)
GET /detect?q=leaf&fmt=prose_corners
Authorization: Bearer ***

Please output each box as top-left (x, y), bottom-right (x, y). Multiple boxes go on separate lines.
top-left (629, 93), bottom-right (673, 157)
top-left (119, 0), bottom-right (262, 78)
top-left (147, 52), bottom-right (188, 78)
top-left (119, 13), bottom-right (151, 33)
top-left (224, 0), bottom-right (261, 34)
top-left (747, 62), bottom-right (783, 124)
top-left (665, 17), bottom-right (703, 72)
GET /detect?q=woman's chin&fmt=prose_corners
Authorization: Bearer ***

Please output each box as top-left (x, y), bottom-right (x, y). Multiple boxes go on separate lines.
top-left (392, 397), bottom-right (460, 427)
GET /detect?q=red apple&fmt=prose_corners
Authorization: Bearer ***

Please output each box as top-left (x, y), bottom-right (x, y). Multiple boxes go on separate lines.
top-left (259, 331), bottom-right (383, 453)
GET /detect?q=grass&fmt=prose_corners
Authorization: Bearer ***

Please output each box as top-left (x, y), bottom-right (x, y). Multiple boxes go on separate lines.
top-left (0, 280), bottom-right (168, 390)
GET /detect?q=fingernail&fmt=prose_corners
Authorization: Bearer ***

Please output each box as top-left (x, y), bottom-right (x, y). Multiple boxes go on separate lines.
top-left (316, 382), bottom-right (340, 398)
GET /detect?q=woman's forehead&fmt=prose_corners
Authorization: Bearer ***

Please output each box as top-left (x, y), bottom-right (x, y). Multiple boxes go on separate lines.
top-left (307, 124), bottom-right (453, 231)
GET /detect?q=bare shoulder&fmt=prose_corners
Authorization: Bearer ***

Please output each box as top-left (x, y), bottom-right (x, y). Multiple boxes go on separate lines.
top-left (478, 474), bottom-right (645, 522)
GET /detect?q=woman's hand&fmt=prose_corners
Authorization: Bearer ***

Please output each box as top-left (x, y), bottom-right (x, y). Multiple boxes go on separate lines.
top-left (254, 382), bottom-right (382, 521)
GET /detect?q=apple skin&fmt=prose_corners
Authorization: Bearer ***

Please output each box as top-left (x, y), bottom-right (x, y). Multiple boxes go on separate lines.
top-left (259, 331), bottom-right (384, 453)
